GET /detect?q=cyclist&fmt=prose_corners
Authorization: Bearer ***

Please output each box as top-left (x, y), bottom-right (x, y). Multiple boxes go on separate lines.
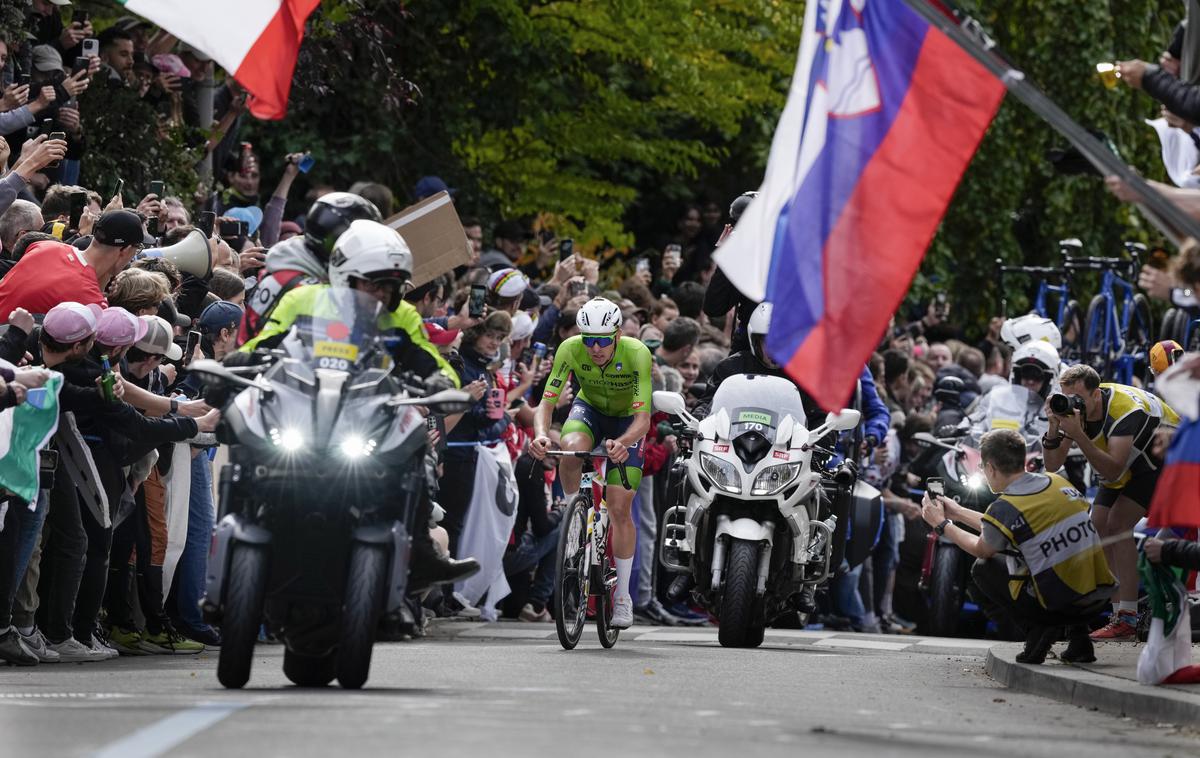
top-left (1042, 364), bottom-right (1179, 641)
top-left (528, 297), bottom-right (653, 629)
top-left (1149, 339), bottom-right (1184, 377)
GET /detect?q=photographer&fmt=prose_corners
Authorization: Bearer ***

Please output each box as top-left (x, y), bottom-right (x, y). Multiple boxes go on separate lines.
top-left (1041, 364), bottom-right (1179, 641)
top-left (921, 429), bottom-right (1115, 665)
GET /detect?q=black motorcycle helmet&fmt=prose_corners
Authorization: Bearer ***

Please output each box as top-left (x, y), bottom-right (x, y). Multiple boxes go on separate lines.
top-left (932, 375), bottom-right (965, 408)
top-left (728, 191), bottom-right (757, 224)
top-left (304, 192), bottom-right (383, 262)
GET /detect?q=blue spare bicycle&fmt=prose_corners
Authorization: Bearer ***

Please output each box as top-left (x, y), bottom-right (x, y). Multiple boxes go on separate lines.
top-left (995, 239), bottom-right (1085, 359)
top-left (1070, 242), bottom-right (1153, 384)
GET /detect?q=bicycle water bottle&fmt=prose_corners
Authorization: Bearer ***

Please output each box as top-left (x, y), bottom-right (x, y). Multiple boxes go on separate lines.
top-left (100, 355), bottom-right (116, 403)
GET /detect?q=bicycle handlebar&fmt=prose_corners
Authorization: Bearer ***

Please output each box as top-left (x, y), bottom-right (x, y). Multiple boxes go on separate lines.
top-left (543, 447), bottom-right (632, 490)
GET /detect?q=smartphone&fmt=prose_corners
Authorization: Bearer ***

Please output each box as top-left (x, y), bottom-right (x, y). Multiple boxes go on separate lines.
top-left (17, 72), bottom-right (30, 87)
top-left (197, 211), bottom-right (216, 238)
top-left (110, 177), bottom-right (124, 202)
top-left (71, 58), bottom-right (89, 77)
top-left (81, 39), bottom-right (99, 58)
top-left (569, 279), bottom-right (587, 298)
top-left (182, 330), bottom-right (201, 366)
top-left (39, 119), bottom-right (54, 138)
top-left (25, 387), bottom-right (51, 409)
top-left (927, 478), bottom-right (945, 498)
top-left (47, 131), bottom-right (66, 168)
top-left (296, 154), bottom-right (315, 173)
top-left (68, 191), bottom-right (87, 230)
top-left (71, 10), bottom-right (89, 25)
top-left (635, 257), bottom-right (650, 274)
top-left (219, 218), bottom-right (243, 239)
top-left (559, 238), bottom-right (574, 262)
top-left (148, 180), bottom-right (165, 198)
top-left (468, 284), bottom-right (487, 318)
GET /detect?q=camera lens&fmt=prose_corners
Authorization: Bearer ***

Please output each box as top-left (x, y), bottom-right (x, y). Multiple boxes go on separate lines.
top-left (1048, 393), bottom-right (1070, 415)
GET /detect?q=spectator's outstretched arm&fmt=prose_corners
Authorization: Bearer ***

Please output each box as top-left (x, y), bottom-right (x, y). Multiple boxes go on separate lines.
top-left (260, 153), bottom-right (306, 247)
top-left (1161, 539), bottom-right (1200, 571)
top-left (1143, 66), bottom-right (1200, 124)
top-left (702, 267), bottom-right (743, 319)
top-left (858, 366), bottom-right (891, 444)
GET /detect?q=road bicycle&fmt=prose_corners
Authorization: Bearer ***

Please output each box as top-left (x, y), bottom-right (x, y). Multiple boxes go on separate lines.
top-left (995, 239), bottom-right (1085, 359)
top-left (1071, 242), bottom-right (1153, 384)
top-left (549, 446), bottom-right (631, 650)
top-left (1161, 305), bottom-right (1200, 353)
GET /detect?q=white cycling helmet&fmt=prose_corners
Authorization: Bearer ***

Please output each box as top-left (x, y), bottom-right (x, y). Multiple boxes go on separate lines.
top-left (576, 297), bottom-right (622, 334)
top-left (328, 220), bottom-right (413, 310)
top-left (747, 302), bottom-right (776, 366)
top-left (1000, 313), bottom-right (1062, 351)
top-left (1011, 340), bottom-right (1060, 389)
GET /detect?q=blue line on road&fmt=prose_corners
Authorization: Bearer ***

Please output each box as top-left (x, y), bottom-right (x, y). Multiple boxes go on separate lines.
top-left (88, 701), bottom-right (248, 758)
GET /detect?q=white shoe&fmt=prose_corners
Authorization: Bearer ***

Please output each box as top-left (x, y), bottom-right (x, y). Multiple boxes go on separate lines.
top-left (47, 637), bottom-right (109, 662)
top-left (18, 628), bottom-right (60, 663)
top-left (85, 636), bottom-right (120, 660)
top-left (450, 592), bottom-right (482, 619)
top-left (611, 595), bottom-right (634, 629)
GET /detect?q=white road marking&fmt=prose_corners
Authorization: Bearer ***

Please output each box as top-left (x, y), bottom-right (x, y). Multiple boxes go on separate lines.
top-left (811, 638), bottom-right (913, 651)
top-left (88, 702), bottom-right (248, 758)
top-left (456, 627), bottom-right (557, 639)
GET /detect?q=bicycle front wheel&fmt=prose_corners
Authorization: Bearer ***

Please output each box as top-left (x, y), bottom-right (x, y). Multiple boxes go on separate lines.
top-left (595, 532), bottom-right (620, 649)
top-left (553, 495), bottom-right (590, 650)
top-left (1083, 295), bottom-right (1111, 379)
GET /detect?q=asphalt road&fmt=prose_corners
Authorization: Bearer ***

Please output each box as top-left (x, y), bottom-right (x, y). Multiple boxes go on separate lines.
top-left (2, 625), bottom-right (1196, 758)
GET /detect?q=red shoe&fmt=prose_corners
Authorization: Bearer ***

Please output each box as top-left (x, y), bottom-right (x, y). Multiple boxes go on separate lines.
top-left (1089, 615), bottom-right (1137, 641)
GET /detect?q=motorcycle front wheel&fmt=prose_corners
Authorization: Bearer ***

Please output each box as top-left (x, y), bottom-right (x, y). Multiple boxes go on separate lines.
top-left (284, 649), bottom-right (336, 687)
top-left (336, 544), bottom-right (388, 689)
top-left (924, 545), bottom-right (964, 638)
top-left (216, 543), bottom-right (269, 689)
top-left (717, 538), bottom-right (763, 648)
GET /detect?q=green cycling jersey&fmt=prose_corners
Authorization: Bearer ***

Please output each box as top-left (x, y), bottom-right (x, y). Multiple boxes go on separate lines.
top-left (542, 335), bottom-right (653, 416)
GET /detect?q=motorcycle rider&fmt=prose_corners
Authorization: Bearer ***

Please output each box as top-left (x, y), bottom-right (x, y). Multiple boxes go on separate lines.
top-left (701, 191), bottom-right (759, 354)
top-left (964, 340), bottom-right (1061, 444)
top-left (234, 220), bottom-right (476, 590)
top-left (239, 192), bottom-right (383, 345)
top-left (528, 297), bottom-right (654, 629)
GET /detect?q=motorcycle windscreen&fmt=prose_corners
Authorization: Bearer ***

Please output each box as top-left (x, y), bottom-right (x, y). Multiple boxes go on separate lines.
top-left (710, 374), bottom-right (810, 444)
top-left (286, 287), bottom-right (390, 373)
top-left (844, 481), bottom-right (884, 569)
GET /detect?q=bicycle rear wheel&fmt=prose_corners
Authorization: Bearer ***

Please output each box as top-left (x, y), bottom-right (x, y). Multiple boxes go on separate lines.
top-left (1127, 294), bottom-right (1153, 349)
top-left (1059, 299), bottom-right (1083, 359)
top-left (1083, 295), bottom-right (1111, 379)
top-left (553, 495), bottom-right (590, 650)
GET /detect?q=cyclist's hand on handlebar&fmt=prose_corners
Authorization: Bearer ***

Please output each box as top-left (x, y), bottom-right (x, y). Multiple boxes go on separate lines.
top-left (605, 438), bottom-right (629, 464)
top-left (529, 436), bottom-right (552, 460)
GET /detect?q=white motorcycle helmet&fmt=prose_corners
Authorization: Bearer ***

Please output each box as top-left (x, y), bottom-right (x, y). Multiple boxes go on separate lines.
top-left (747, 302), bottom-right (777, 368)
top-left (328, 220), bottom-right (413, 311)
top-left (1010, 340), bottom-right (1060, 396)
top-left (576, 297), bottom-right (622, 334)
top-left (999, 313), bottom-right (1062, 351)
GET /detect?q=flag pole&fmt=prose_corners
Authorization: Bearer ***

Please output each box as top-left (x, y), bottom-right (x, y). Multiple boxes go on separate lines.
top-left (903, 0), bottom-right (1200, 247)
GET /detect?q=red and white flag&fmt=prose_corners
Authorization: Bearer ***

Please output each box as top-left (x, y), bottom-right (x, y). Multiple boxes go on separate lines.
top-left (120, 0), bottom-right (320, 120)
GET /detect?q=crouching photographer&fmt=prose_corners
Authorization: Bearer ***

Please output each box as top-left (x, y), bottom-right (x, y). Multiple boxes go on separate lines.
top-left (1041, 365), bottom-right (1179, 641)
top-left (922, 430), bottom-right (1115, 664)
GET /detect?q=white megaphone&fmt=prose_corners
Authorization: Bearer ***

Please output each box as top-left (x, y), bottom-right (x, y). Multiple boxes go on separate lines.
top-left (136, 230), bottom-right (213, 279)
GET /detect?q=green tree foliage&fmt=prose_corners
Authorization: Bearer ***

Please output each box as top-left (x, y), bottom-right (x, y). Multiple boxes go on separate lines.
top-left (915, 0), bottom-right (1181, 324)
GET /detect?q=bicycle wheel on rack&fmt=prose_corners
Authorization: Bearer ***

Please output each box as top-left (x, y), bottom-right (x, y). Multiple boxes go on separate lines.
top-left (1059, 299), bottom-right (1084, 359)
top-left (595, 532), bottom-right (620, 649)
top-left (1127, 294), bottom-right (1153, 349)
top-left (1187, 317), bottom-right (1200, 353)
top-left (1161, 308), bottom-right (1183, 345)
top-left (1083, 295), bottom-right (1111, 378)
top-left (553, 494), bottom-right (590, 650)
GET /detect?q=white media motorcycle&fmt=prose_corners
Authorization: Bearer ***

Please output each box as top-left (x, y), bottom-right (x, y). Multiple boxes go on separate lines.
top-left (655, 374), bottom-right (880, 648)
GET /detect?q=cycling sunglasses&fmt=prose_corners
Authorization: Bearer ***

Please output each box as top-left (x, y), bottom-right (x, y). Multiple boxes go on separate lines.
top-left (582, 335), bottom-right (615, 348)
top-left (1014, 363), bottom-right (1049, 382)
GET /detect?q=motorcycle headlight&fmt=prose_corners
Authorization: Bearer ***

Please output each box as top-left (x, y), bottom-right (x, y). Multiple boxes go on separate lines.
top-left (965, 472), bottom-right (986, 491)
top-left (751, 462), bottom-right (801, 496)
top-left (700, 452), bottom-right (741, 493)
top-left (338, 434), bottom-right (378, 460)
top-left (270, 427), bottom-right (305, 452)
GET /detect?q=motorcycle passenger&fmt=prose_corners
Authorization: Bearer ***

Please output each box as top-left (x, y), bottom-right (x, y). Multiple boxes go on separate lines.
top-left (239, 192), bottom-right (383, 345)
top-left (920, 429), bottom-right (1115, 665)
top-left (1042, 364), bottom-right (1179, 641)
top-left (237, 219), bottom-right (475, 590)
top-left (999, 313), bottom-right (1063, 355)
top-left (528, 297), bottom-right (653, 629)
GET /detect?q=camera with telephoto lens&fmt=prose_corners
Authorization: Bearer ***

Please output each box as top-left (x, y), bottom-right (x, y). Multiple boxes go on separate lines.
top-left (1048, 392), bottom-right (1085, 416)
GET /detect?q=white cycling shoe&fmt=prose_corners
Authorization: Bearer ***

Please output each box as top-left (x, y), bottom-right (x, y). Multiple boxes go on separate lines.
top-left (611, 595), bottom-right (634, 629)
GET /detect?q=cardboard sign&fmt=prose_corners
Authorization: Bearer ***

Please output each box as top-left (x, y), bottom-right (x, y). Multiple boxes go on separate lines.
top-left (384, 191), bottom-right (471, 286)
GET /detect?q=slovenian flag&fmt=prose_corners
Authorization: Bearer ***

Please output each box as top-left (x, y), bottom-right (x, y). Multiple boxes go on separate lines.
top-left (119, 0), bottom-right (320, 120)
top-left (1147, 357), bottom-right (1200, 528)
top-left (713, 0), bottom-right (1004, 410)
top-left (0, 374), bottom-right (62, 518)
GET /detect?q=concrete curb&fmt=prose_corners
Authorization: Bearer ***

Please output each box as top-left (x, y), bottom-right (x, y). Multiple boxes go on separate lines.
top-left (986, 644), bottom-right (1200, 726)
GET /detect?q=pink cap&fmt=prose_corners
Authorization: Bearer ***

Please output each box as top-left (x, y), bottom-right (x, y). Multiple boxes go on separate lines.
top-left (96, 307), bottom-right (149, 348)
top-left (42, 302), bottom-right (103, 342)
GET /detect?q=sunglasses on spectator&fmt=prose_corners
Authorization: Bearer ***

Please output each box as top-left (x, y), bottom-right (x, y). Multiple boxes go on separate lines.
top-left (582, 335), bottom-right (615, 348)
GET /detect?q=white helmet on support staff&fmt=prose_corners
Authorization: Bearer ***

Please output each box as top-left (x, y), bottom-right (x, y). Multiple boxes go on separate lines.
top-left (1010, 340), bottom-right (1060, 397)
top-left (328, 220), bottom-right (413, 311)
top-left (1000, 313), bottom-right (1062, 351)
top-left (747, 302), bottom-right (777, 368)
top-left (576, 297), bottom-right (622, 334)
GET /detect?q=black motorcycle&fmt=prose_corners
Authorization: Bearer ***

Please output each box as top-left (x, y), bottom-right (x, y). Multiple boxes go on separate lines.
top-left (192, 288), bottom-right (469, 689)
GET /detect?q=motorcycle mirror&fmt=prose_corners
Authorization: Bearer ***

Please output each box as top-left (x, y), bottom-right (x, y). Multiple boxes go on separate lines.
top-left (389, 388), bottom-right (473, 414)
top-left (912, 432), bottom-right (959, 451)
top-left (826, 409), bottom-right (862, 432)
top-left (189, 358), bottom-right (272, 394)
top-left (652, 390), bottom-right (687, 416)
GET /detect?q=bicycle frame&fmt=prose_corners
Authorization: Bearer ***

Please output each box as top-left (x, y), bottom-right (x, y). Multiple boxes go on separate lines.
top-left (1072, 245), bottom-right (1148, 385)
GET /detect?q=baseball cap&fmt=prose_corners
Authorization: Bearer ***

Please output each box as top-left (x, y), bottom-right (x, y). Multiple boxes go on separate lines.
top-left (487, 268), bottom-right (530, 299)
top-left (157, 297), bottom-right (192, 330)
top-left (42, 301), bottom-right (102, 342)
top-left (198, 300), bottom-right (244, 335)
top-left (519, 288), bottom-right (541, 312)
top-left (31, 45), bottom-right (63, 73)
top-left (93, 210), bottom-right (148, 247)
top-left (510, 311), bottom-right (534, 342)
top-left (48, 0), bottom-right (71, 6)
top-left (135, 316), bottom-right (184, 360)
top-left (414, 176), bottom-right (454, 200)
top-left (96, 307), bottom-right (149, 347)
top-left (178, 42), bottom-right (213, 63)
top-left (225, 206), bottom-right (263, 236)
top-left (424, 322), bottom-right (460, 347)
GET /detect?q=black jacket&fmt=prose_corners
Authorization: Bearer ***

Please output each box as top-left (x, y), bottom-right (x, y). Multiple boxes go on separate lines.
top-left (1161, 539), bottom-right (1200, 572)
top-left (702, 268), bottom-right (757, 354)
top-left (697, 350), bottom-right (822, 426)
top-left (1143, 65), bottom-right (1200, 125)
